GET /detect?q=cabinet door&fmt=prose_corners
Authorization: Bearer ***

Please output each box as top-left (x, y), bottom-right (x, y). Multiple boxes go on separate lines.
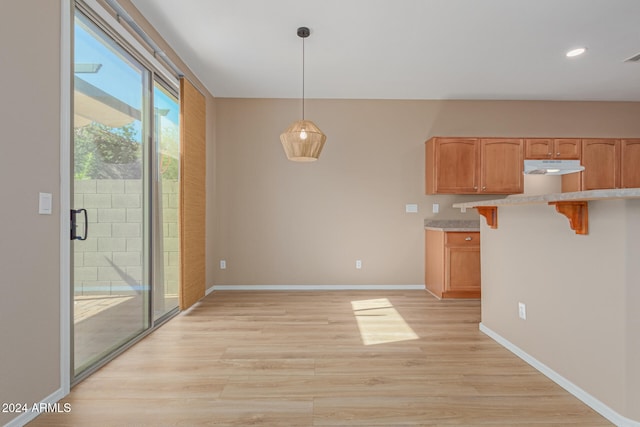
top-left (525, 139), bottom-right (553, 159)
top-left (621, 139), bottom-right (640, 188)
top-left (553, 139), bottom-right (581, 159)
top-left (445, 246), bottom-right (480, 294)
top-left (480, 138), bottom-right (524, 194)
top-left (429, 138), bottom-right (480, 194)
top-left (581, 139), bottom-right (620, 190)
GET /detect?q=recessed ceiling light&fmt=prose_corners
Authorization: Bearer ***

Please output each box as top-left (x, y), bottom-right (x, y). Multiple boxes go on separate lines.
top-left (566, 47), bottom-right (587, 58)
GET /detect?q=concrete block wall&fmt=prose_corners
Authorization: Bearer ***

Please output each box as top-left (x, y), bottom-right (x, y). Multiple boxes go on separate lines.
top-left (73, 179), bottom-right (179, 297)
top-left (161, 179), bottom-right (180, 296)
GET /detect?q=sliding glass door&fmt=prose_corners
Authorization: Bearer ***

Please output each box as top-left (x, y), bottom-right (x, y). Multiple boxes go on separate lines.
top-left (72, 6), bottom-right (179, 380)
top-left (152, 82), bottom-right (180, 321)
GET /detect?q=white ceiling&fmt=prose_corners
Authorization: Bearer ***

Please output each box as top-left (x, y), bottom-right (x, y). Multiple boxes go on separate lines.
top-left (130, 0), bottom-right (640, 101)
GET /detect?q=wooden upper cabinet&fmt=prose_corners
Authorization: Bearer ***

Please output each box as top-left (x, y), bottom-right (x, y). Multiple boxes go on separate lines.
top-left (426, 137), bottom-right (523, 194)
top-left (428, 136), bottom-right (638, 194)
top-left (426, 137), bottom-right (479, 194)
top-left (480, 138), bottom-right (524, 194)
top-left (621, 139), bottom-right (640, 188)
top-left (555, 139), bottom-right (581, 159)
top-left (525, 138), bottom-right (580, 159)
top-left (543, 139), bottom-right (582, 190)
top-left (581, 139), bottom-right (620, 190)
top-left (525, 139), bottom-right (553, 159)
top-left (563, 138), bottom-right (640, 192)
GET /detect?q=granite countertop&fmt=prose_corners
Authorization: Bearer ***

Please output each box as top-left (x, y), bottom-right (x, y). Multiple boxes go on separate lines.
top-left (424, 219), bottom-right (480, 232)
top-left (452, 188), bottom-right (640, 209)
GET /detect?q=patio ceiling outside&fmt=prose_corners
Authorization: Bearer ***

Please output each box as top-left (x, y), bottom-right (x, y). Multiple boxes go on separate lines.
top-left (74, 76), bottom-right (140, 128)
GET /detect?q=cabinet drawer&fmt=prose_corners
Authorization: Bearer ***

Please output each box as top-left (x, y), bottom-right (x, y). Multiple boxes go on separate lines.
top-left (445, 232), bottom-right (480, 247)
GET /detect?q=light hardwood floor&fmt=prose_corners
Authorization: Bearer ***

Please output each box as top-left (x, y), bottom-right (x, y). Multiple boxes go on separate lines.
top-left (29, 291), bottom-right (612, 426)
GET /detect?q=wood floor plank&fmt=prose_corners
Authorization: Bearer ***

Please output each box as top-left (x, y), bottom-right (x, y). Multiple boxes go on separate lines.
top-left (313, 395), bottom-right (609, 426)
top-left (220, 344), bottom-right (427, 360)
top-left (28, 290), bottom-right (612, 426)
top-left (222, 374), bottom-right (481, 399)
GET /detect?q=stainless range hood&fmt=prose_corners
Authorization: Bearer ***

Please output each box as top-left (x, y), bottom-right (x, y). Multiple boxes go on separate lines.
top-left (524, 159), bottom-right (585, 175)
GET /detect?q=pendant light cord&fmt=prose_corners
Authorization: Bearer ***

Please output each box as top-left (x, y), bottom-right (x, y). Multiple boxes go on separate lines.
top-left (302, 35), bottom-right (305, 120)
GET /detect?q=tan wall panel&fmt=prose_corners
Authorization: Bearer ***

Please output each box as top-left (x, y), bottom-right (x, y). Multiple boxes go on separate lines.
top-left (213, 99), bottom-right (640, 287)
top-left (179, 78), bottom-right (206, 309)
top-left (480, 200), bottom-right (638, 420)
top-left (0, 1), bottom-right (63, 425)
top-left (625, 199), bottom-right (640, 420)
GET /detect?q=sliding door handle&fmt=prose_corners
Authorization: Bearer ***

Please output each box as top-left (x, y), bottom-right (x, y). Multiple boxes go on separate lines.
top-left (70, 209), bottom-right (88, 241)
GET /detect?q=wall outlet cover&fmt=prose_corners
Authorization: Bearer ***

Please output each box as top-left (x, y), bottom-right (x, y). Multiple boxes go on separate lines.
top-left (518, 302), bottom-right (527, 320)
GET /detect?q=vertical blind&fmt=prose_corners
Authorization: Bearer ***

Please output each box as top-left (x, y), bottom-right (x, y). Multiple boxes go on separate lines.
top-left (179, 77), bottom-right (206, 310)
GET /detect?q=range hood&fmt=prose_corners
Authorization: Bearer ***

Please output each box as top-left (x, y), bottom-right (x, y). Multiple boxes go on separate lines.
top-left (524, 159), bottom-right (585, 175)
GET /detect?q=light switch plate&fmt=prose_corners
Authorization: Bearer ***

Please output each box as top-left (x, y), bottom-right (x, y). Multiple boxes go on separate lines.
top-left (405, 204), bottom-right (418, 213)
top-left (39, 192), bottom-right (52, 215)
top-left (432, 203), bottom-right (439, 213)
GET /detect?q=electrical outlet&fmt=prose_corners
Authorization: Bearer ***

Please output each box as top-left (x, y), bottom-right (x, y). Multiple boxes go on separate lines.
top-left (220, 259), bottom-right (226, 270)
top-left (518, 302), bottom-right (527, 320)
top-left (432, 203), bottom-right (439, 213)
top-left (355, 259), bottom-right (362, 269)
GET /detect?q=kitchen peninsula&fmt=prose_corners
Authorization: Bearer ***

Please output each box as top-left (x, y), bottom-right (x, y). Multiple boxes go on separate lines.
top-left (452, 189), bottom-right (640, 426)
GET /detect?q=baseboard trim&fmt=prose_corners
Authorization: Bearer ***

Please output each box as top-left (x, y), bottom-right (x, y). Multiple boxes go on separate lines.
top-left (479, 323), bottom-right (639, 427)
top-left (4, 387), bottom-right (67, 427)
top-left (210, 284), bottom-right (425, 291)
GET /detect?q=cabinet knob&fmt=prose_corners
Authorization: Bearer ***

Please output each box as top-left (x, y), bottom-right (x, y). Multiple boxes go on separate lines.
top-left (548, 152), bottom-right (552, 156)
top-left (556, 152), bottom-right (560, 156)
top-left (482, 186), bottom-right (486, 191)
top-left (465, 237), bottom-right (472, 241)
top-left (473, 186), bottom-right (478, 190)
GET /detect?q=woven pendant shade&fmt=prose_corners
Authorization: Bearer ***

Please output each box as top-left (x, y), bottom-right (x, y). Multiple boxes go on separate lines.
top-left (280, 27), bottom-right (326, 162)
top-left (280, 119), bottom-right (326, 162)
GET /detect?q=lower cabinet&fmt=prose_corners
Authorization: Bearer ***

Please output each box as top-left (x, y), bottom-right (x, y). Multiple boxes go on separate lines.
top-left (425, 229), bottom-right (481, 299)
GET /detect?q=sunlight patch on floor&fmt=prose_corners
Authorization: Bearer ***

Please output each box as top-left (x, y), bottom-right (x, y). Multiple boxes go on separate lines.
top-left (351, 298), bottom-right (419, 345)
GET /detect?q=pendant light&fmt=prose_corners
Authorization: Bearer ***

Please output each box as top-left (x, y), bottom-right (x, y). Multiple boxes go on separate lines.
top-left (280, 27), bottom-right (327, 162)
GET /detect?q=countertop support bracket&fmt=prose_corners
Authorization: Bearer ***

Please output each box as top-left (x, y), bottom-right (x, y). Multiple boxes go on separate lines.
top-left (548, 201), bottom-right (589, 235)
top-left (476, 206), bottom-right (498, 229)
